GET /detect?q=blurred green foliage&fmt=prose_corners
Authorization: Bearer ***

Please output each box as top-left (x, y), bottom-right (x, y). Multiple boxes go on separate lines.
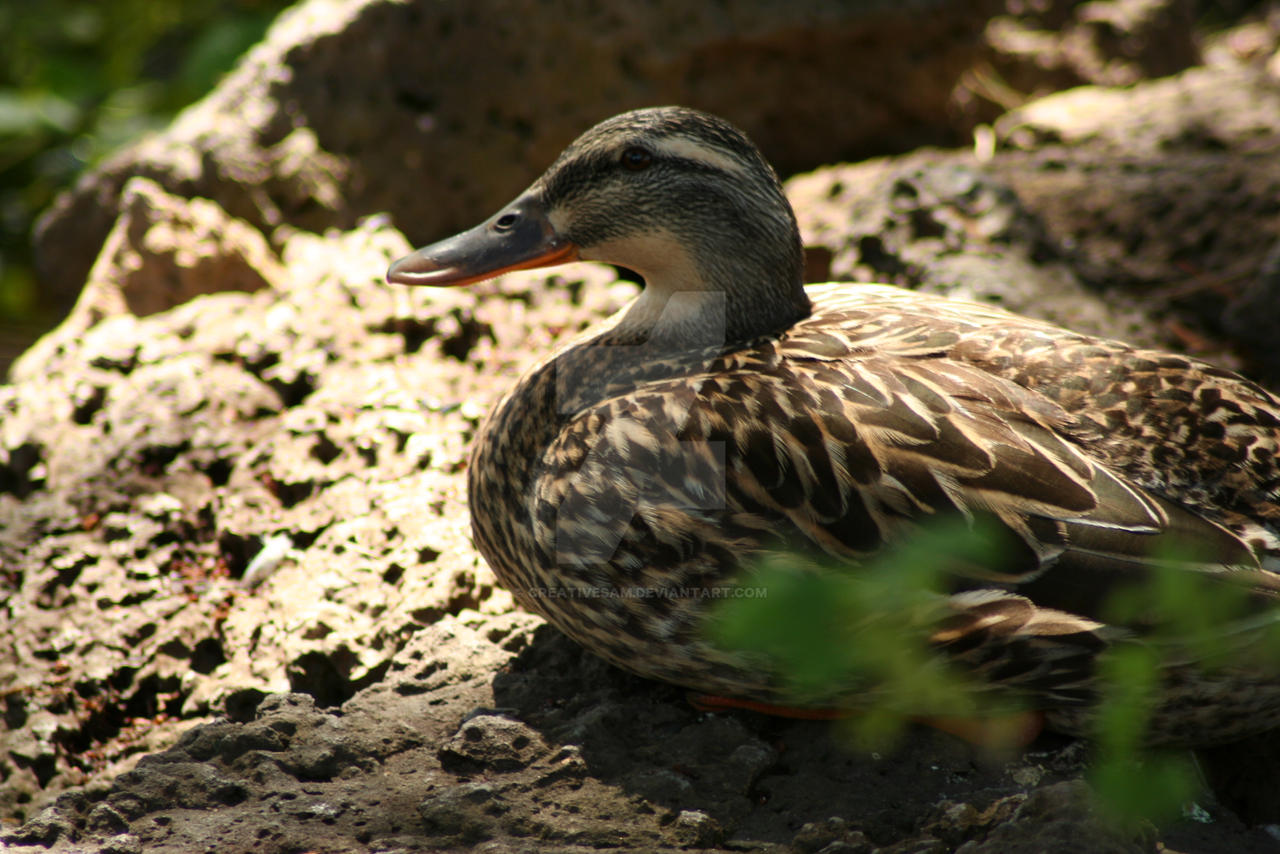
top-left (1090, 545), bottom-right (1280, 824)
top-left (712, 520), bottom-right (1280, 826)
top-left (0, 0), bottom-right (293, 322)
top-left (711, 518), bottom-right (1023, 747)
top-left (1088, 645), bottom-right (1198, 826)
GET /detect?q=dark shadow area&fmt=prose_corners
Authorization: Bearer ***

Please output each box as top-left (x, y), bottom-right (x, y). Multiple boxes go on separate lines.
top-left (492, 625), bottom-right (1061, 848)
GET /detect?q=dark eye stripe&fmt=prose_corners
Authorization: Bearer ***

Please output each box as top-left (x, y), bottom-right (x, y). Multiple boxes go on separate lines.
top-left (542, 146), bottom-right (737, 207)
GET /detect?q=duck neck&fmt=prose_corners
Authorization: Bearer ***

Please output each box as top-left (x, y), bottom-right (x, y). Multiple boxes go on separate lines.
top-left (606, 239), bottom-right (811, 349)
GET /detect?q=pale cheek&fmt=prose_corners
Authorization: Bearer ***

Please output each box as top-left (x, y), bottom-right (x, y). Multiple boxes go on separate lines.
top-left (580, 232), bottom-right (704, 292)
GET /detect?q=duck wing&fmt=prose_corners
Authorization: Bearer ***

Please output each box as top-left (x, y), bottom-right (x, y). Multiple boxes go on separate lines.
top-left (801, 284), bottom-right (1280, 562)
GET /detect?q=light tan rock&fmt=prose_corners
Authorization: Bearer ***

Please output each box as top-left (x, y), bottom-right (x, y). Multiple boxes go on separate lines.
top-left (14, 178), bottom-right (282, 383)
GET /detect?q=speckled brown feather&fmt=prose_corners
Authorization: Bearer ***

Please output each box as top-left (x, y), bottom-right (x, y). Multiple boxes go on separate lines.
top-left (403, 107), bottom-right (1280, 745)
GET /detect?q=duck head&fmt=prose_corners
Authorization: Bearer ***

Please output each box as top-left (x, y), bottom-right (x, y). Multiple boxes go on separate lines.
top-left (387, 107), bottom-right (810, 345)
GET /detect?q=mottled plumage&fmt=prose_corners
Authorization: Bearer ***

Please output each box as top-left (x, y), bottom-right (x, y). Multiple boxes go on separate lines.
top-left (388, 107), bottom-right (1280, 745)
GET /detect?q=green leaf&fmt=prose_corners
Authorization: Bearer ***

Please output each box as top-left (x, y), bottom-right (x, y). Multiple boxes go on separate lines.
top-left (0, 90), bottom-right (80, 136)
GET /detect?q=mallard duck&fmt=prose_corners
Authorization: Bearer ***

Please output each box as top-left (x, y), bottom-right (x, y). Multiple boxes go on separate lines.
top-left (388, 106), bottom-right (1280, 745)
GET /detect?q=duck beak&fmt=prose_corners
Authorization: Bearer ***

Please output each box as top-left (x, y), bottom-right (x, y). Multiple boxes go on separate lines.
top-left (386, 193), bottom-right (578, 287)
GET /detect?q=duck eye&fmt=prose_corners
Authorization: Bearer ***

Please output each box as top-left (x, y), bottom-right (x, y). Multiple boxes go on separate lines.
top-left (620, 147), bottom-right (653, 171)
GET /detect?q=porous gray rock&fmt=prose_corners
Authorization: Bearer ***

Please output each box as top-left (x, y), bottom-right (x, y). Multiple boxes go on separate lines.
top-left (14, 176), bottom-right (282, 384)
top-left (955, 781), bottom-right (1156, 854)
